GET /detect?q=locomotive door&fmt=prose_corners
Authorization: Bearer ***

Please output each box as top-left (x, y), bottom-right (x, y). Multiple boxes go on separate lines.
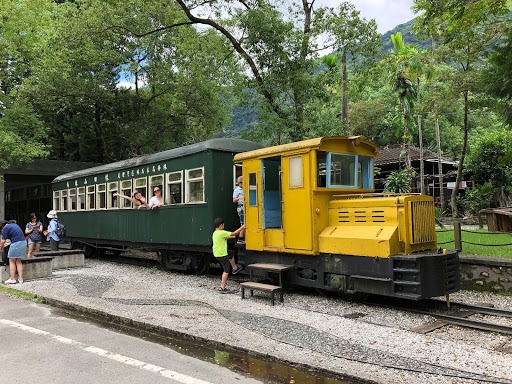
top-left (282, 153), bottom-right (313, 251)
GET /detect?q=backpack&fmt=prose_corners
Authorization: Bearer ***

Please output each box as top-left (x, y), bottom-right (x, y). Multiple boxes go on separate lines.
top-left (56, 221), bottom-right (66, 238)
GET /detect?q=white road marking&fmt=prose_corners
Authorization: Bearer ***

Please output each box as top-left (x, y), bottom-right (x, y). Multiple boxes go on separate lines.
top-left (0, 319), bottom-right (213, 384)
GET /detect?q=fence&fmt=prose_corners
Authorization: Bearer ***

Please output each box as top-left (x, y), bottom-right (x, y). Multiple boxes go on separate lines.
top-left (436, 222), bottom-right (512, 251)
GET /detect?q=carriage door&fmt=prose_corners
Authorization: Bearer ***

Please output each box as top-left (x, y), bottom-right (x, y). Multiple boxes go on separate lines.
top-left (282, 153), bottom-right (313, 251)
top-left (261, 157), bottom-right (284, 248)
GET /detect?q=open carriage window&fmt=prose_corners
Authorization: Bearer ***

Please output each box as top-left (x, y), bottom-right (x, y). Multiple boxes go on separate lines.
top-left (324, 152), bottom-right (373, 189)
top-left (68, 188), bottom-right (77, 210)
top-left (249, 172), bottom-right (257, 206)
top-left (77, 187), bottom-right (85, 210)
top-left (53, 191), bottom-right (60, 211)
top-left (186, 167), bottom-right (204, 203)
top-left (86, 185), bottom-right (95, 209)
top-left (120, 180), bottom-right (132, 208)
top-left (96, 184), bottom-right (106, 209)
top-left (150, 175), bottom-right (164, 204)
top-left (108, 182), bottom-right (119, 209)
top-left (167, 171), bottom-right (182, 205)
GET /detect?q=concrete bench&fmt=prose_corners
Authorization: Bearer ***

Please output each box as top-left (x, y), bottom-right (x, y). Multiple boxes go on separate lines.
top-left (1, 256), bottom-right (53, 282)
top-left (240, 281), bottom-right (283, 306)
top-left (33, 249), bottom-right (85, 270)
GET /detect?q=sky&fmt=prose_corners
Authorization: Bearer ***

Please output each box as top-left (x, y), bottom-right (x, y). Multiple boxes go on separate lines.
top-left (319, 0), bottom-right (416, 33)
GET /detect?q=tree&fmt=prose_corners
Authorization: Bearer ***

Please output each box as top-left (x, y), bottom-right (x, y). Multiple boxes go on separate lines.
top-left (389, 32), bottom-right (418, 179)
top-left (481, 27), bottom-right (512, 125)
top-left (413, 0), bottom-right (511, 217)
top-left (0, 0), bottom-right (55, 167)
top-left (321, 3), bottom-right (380, 123)
top-left (465, 127), bottom-right (512, 207)
top-left (173, 0), bottom-right (380, 143)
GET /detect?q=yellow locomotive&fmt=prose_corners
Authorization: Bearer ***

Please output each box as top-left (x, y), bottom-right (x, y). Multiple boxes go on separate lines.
top-left (234, 136), bottom-right (459, 299)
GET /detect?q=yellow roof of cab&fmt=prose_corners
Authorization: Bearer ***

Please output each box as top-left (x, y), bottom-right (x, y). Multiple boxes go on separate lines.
top-left (233, 136), bottom-right (378, 161)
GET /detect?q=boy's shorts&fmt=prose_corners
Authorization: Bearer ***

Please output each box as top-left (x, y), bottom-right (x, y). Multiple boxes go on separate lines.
top-left (216, 255), bottom-right (232, 273)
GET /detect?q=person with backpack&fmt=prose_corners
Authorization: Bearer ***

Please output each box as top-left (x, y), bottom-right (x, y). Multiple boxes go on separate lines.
top-left (44, 210), bottom-right (60, 250)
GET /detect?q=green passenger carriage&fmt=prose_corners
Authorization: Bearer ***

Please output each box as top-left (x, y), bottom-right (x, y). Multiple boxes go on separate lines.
top-left (52, 138), bottom-right (263, 273)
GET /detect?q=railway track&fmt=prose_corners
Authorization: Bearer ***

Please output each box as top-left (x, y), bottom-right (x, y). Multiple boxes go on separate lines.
top-left (84, 250), bottom-right (512, 336)
top-left (367, 297), bottom-right (512, 336)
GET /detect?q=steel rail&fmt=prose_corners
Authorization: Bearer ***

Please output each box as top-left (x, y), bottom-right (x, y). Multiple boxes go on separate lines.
top-left (425, 299), bottom-right (512, 317)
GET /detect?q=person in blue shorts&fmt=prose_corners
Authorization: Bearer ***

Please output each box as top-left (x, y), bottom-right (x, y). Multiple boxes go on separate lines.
top-left (0, 220), bottom-right (27, 284)
top-left (212, 217), bottom-right (244, 293)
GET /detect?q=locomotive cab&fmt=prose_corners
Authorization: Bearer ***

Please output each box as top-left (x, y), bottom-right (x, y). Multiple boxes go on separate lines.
top-left (234, 136), bottom-right (460, 299)
top-left (234, 136), bottom-right (381, 255)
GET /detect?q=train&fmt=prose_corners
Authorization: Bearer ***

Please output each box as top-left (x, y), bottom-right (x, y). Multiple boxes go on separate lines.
top-left (51, 136), bottom-right (460, 300)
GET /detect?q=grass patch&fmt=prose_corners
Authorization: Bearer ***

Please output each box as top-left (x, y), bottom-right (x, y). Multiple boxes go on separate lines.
top-left (436, 228), bottom-right (512, 258)
top-left (0, 285), bottom-right (44, 303)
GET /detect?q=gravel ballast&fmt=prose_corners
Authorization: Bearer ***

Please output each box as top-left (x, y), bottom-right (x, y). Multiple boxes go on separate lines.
top-left (5, 259), bottom-right (512, 384)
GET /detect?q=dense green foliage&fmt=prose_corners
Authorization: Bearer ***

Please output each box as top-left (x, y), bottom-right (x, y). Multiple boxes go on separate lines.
top-left (383, 170), bottom-right (411, 193)
top-left (0, 0), bottom-right (511, 217)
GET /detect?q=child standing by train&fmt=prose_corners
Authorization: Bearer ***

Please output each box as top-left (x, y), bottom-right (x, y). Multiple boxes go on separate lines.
top-left (212, 217), bottom-right (244, 293)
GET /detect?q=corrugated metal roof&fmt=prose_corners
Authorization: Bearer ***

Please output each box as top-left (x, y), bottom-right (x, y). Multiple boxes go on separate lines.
top-left (234, 136), bottom-right (378, 161)
top-left (53, 138), bottom-right (263, 183)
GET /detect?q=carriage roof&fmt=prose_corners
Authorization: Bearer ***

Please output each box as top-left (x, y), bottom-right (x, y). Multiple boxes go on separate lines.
top-left (53, 138), bottom-right (262, 183)
top-left (233, 136), bottom-right (378, 161)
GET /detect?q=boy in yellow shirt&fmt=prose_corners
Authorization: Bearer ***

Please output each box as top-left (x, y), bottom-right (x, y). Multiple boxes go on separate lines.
top-left (212, 217), bottom-right (244, 293)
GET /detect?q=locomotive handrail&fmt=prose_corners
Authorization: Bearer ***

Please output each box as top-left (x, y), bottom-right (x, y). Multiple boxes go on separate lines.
top-left (331, 192), bottom-right (422, 200)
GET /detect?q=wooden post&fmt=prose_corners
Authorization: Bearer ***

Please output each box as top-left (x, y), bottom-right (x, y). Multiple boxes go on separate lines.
top-left (454, 221), bottom-right (462, 251)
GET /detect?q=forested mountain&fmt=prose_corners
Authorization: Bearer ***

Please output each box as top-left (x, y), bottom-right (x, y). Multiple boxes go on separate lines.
top-left (225, 17), bottom-right (428, 138)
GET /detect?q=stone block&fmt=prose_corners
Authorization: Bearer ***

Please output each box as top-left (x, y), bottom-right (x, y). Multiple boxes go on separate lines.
top-left (1, 257), bottom-right (53, 282)
top-left (34, 250), bottom-right (85, 270)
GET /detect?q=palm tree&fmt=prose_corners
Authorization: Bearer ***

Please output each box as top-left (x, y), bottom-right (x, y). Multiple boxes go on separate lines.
top-left (390, 33), bottom-right (419, 181)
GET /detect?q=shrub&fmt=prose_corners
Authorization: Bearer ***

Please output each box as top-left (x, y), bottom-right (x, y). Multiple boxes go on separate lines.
top-left (461, 183), bottom-right (493, 216)
top-left (384, 170), bottom-right (411, 193)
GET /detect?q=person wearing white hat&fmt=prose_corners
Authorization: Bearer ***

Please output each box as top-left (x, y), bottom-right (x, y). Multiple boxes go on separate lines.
top-left (44, 210), bottom-right (60, 250)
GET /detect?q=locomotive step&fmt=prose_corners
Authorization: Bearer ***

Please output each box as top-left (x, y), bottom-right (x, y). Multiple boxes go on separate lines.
top-left (246, 263), bottom-right (295, 288)
top-left (393, 268), bottom-right (421, 273)
top-left (394, 280), bottom-right (422, 286)
top-left (246, 263), bottom-right (295, 272)
top-left (240, 281), bottom-right (283, 306)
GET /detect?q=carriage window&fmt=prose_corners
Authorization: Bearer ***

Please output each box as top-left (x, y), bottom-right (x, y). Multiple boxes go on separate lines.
top-left (234, 164), bottom-right (242, 187)
top-left (77, 187), bottom-right (85, 210)
top-left (150, 175), bottom-right (164, 204)
top-left (134, 177), bottom-right (147, 201)
top-left (108, 182), bottom-right (119, 209)
top-left (317, 151), bottom-right (327, 187)
top-left (53, 191), bottom-right (60, 211)
top-left (289, 156), bottom-right (303, 188)
top-left (249, 172), bottom-right (257, 206)
top-left (60, 190), bottom-right (68, 211)
top-left (324, 153), bottom-right (374, 189)
top-left (186, 167), bottom-right (204, 203)
top-left (86, 185), bottom-right (95, 209)
top-left (328, 153), bottom-right (356, 187)
top-left (358, 156), bottom-right (373, 189)
top-left (97, 184), bottom-right (106, 209)
top-left (69, 188), bottom-right (77, 210)
top-left (120, 180), bottom-right (133, 208)
top-left (167, 171), bottom-right (182, 205)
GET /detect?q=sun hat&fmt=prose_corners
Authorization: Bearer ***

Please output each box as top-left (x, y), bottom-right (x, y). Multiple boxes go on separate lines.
top-left (47, 210), bottom-right (58, 219)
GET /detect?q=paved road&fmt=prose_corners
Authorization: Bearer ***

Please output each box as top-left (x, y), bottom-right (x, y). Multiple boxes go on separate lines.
top-left (0, 293), bottom-right (262, 384)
